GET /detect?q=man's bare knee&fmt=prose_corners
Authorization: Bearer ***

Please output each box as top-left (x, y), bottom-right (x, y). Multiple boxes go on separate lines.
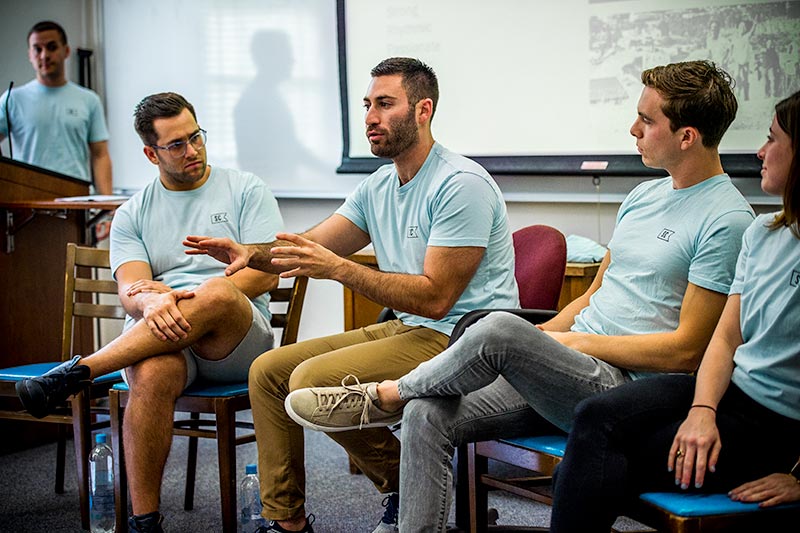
top-left (127, 354), bottom-right (186, 400)
top-left (191, 277), bottom-right (246, 312)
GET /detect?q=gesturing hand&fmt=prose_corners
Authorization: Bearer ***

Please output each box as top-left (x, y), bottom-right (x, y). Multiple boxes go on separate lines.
top-left (270, 232), bottom-right (345, 279)
top-left (183, 235), bottom-right (252, 276)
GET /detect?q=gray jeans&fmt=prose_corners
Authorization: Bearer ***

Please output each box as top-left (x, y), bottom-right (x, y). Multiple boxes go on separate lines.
top-left (396, 312), bottom-right (631, 533)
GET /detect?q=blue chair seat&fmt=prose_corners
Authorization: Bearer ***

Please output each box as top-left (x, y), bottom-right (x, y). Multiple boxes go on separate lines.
top-left (112, 380), bottom-right (249, 397)
top-left (0, 364), bottom-right (121, 384)
top-left (640, 491), bottom-right (800, 517)
top-left (501, 435), bottom-right (568, 457)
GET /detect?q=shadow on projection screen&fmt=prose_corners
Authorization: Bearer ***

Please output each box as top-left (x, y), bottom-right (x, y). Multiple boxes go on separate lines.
top-left (336, 0), bottom-right (799, 176)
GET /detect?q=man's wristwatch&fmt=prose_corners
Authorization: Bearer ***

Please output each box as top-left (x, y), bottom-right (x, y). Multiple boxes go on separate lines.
top-left (790, 459), bottom-right (800, 484)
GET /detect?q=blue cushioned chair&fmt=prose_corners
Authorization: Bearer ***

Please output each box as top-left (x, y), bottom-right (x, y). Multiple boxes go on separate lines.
top-left (109, 276), bottom-right (308, 533)
top-left (0, 243), bottom-right (124, 530)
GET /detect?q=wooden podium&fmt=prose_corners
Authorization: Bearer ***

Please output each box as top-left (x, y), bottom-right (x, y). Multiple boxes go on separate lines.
top-left (0, 157), bottom-right (118, 452)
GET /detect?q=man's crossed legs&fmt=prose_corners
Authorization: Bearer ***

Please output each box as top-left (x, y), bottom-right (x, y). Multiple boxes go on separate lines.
top-left (17, 277), bottom-right (272, 531)
top-left (286, 312), bottom-right (631, 532)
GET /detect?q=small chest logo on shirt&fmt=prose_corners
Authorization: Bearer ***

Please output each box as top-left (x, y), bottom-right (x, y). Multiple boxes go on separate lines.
top-left (657, 228), bottom-right (675, 242)
top-left (791, 270), bottom-right (800, 288)
top-left (211, 212), bottom-right (229, 224)
top-left (407, 226), bottom-right (419, 238)
top-left (66, 108), bottom-right (79, 117)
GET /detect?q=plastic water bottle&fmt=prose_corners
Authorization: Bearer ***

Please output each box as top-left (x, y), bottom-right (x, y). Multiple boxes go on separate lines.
top-left (240, 463), bottom-right (266, 532)
top-left (89, 433), bottom-right (115, 533)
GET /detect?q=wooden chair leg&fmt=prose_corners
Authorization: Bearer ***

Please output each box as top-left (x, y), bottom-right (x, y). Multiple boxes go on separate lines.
top-left (216, 402), bottom-right (238, 533)
top-left (55, 424), bottom-right (67, 495)
top-left (110, 390), bottom-right (129, 533)
top-left (468, 443), bottom-right (490, 533)
top-left (72, 388), bottom-right (92, 530)
top-left (184, 412), bottom-right (200, 511)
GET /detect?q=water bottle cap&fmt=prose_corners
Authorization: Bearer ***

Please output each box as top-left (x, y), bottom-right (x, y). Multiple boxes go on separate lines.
top-left (95, 433), bottom-right (107, 444)
top-left (245, 464), bottom-right (257, 475)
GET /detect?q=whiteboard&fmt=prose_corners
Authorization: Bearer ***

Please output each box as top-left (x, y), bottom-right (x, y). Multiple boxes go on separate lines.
top-left (339, 0), bottom-right (799, 176)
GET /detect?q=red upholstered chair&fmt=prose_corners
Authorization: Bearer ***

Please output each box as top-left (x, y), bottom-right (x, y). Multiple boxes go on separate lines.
top-left (511, 224), bottom-right (567, 310)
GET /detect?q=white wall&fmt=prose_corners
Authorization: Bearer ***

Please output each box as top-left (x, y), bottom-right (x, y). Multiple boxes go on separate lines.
top-left (2, 0), bottom-right (781, 344)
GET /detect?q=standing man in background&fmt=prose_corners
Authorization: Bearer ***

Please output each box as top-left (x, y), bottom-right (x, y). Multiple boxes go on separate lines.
top-left (0, 20), bottom-right (113, 194)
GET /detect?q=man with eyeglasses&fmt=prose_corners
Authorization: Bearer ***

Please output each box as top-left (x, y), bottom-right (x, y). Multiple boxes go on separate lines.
top-left (16, 92), bottom-right (283, 533)
top-left (0, 20), bottom-right (113, 195)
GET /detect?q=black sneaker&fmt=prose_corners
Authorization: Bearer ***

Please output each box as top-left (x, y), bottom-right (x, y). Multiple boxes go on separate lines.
top-left (256, 514), bottom-right (315, 533)
top-left (129, 511), bottom-right (164, 533)
top-left (15, 355), bottom-right (91, 419)
top-left (372, 493), bottom-right (399, 533)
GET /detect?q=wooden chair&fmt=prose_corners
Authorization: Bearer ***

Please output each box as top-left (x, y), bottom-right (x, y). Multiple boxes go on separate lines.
top-left (109, 275), bottom-right (308, 533)
top-left (0, 243), bottom-right (124, 530)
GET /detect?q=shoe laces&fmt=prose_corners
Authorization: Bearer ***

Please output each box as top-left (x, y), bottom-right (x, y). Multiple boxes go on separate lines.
top-left (314, 374), bottom-right (375, 429)
top-left (379, 493), bottom-right (399, 525)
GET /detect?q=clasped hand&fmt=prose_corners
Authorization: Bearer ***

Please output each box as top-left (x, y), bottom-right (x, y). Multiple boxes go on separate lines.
top-left (129, 282), bottom-right (195, 342)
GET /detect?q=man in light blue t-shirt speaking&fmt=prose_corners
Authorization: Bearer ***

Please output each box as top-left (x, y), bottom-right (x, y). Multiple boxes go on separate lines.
top-left (17, 92), bottom-right (283, 533)
top-left (0, 20), bottom-right (112, 194)
top-left (184, 57), bottom-right (519, 533)
top-left (285, 60), bottom-right (757, 532)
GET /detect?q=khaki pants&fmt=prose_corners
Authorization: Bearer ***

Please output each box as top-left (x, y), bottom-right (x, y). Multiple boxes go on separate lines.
top-left (248, 319), bottom-right (450, 520)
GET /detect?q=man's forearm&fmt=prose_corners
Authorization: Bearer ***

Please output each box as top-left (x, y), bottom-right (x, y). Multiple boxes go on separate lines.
top-left (334, 261), bottom-right (453, 320)
top-left (246, 239), bottom-right (302, 274)
top-left (92, 152), bottom-right (113, 195)
top-left (563, 331), bottom-right (704, 374)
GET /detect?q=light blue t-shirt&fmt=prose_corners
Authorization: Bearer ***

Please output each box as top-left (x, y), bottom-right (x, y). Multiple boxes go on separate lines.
top-left (573, 174), bottom-right (755, 379)
top-left (336, 142), bottom-right (519, 335)
top-left (0, 80), bottom-right (109, 182)
top-left (730, 215), bottom-right (800, 421)
top-left (110, 167), bottom-right (283, 327)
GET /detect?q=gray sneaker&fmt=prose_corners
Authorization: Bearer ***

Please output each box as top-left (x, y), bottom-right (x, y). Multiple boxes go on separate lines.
top-left (284, 375), bottom-right (402, 432)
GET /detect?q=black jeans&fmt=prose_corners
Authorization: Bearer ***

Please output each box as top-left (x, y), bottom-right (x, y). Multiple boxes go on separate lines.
top-left (549, 374), bottom-right (800, 533)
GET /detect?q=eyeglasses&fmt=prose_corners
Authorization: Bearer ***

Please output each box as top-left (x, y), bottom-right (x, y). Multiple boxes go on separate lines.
top-left (150, 129), bottom-right (207, 158)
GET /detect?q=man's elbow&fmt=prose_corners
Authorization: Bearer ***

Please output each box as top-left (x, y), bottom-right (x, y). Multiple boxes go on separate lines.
top-left (423, 296), bottom-right (459, 321)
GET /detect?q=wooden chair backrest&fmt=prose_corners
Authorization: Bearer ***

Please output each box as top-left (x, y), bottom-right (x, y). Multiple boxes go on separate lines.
top-left (269, 276), bottom-right (308, 347)
top-left (61, 244), bottom-right (126, 362)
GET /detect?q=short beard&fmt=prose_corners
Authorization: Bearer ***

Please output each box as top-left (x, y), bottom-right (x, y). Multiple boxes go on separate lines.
top-left (369, 107), bottom-right (419, 159)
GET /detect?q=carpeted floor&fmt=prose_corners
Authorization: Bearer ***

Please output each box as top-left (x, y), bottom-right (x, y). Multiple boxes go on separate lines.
top-left (0, 413), bottom-right (649, 532)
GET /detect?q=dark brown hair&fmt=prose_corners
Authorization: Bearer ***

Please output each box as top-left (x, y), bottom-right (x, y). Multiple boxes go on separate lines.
top-left (641, 60), bottom-right (737, 148)
top-left (28, 21), bottom-right (68, 45)
top-left (371, 57), bottom-right (439, 119)
top-left (133, 92), bottom-right (197, 146)
top-left (767, 90), bottom-right (800, 237)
